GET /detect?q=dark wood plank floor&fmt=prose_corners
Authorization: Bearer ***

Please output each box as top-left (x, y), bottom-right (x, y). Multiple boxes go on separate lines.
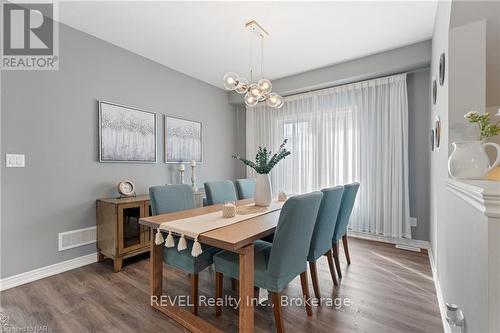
top-left (1, 238), bottom-right (443, 333)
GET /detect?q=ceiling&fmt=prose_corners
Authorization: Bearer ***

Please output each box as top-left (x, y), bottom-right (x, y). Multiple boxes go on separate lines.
top-left (59, 1), bottom-right (437, 89)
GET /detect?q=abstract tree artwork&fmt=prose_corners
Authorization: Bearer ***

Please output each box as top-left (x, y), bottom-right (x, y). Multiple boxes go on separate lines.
top-left (99, 101), bottom-right (157, 162)
top-left (165, 115), bottom-right (202, 163)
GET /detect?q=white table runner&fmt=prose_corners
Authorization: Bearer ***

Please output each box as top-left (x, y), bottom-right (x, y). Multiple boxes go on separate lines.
top-left (154, 201), bottom-right (284, 257)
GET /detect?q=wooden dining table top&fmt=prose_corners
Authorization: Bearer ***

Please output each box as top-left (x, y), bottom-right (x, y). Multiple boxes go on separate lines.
top-left (139, 199), bottom-right (282, 252)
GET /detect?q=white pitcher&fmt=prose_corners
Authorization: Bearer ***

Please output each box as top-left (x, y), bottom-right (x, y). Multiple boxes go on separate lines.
top-left (254, 174), bottom-right (272, 206)
top-left (448, 141), bottom-right (500, 179)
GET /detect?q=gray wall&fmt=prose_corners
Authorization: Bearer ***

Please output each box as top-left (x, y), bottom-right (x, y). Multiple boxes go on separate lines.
top-left (232, 44), bottom-right (432, 241)
top-left (234, 105), bottom-right (247, 179)
top-left (407, 69), bottom-right (431, 241)
top-left (0, 24), bottom-right (238, 278)
top-left (229, 40), bottom-right (431, 104)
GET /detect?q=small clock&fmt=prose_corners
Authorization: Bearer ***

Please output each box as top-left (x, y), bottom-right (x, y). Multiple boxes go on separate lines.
top-left (117, 181), bottom-right (136, 198)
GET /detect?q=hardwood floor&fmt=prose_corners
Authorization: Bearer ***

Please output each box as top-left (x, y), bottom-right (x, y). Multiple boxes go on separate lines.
top-left (0, 238), bottom-right (443, 333)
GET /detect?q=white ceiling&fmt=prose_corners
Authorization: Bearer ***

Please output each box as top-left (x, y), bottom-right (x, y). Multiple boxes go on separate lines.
top-left (59, 1), bottom-right (437, 89)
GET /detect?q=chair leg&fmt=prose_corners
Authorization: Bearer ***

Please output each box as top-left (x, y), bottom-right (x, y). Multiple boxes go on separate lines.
top-left (215, 272), bottom-right (223, 317)
top-left (299, 271), bottom-right (313, 317)
top-left (191, 273), bottom-right (199, 315)
top-left (342, 234), bottom-right (351, 265)
top-left (332, 243), bottom-right (342, 279)
top-left (271, 292), bottom-right (284, 333)
top-left (308, 261), bottom-right (321, 299)
top-left (325, 250), bottom-right (339, 286)
top-left (231, 277), bottom-right (238, 292)
top-left (254, 286), bottom-right (260, 298)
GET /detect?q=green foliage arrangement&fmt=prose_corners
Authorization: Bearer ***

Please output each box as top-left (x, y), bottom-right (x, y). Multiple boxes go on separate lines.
top-left (232, 139), bottom-right (291, 174)
top-left (464, 111), bottom-right (500, 142)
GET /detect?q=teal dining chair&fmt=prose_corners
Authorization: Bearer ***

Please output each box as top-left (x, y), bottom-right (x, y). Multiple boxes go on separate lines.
top-left (149, 184), bottom-right (221, 315)
top-left (204, 180), bottom-right (238, 205)
top-left (332, 182), bottom-right (360, 279)
top-left (307, 186), bottom-right (344, 298)
top-left (234, 178), bottom-right (256, 199)
top-left (213, 192), bottom-right (323, 333)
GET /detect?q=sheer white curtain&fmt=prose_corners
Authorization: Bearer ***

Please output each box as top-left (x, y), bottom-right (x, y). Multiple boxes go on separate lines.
top-left (246, 73), bottom-right (411, 239)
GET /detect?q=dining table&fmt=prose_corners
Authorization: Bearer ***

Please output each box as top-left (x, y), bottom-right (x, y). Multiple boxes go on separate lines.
top-left (139, 198), bottom-right (283, 333)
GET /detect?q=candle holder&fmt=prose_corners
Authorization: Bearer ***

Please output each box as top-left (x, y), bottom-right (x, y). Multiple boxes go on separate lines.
top-left (222, 202), bottom-right (236, 218)
top-left (179, 170), bottom-right (185, 184)
top-left (178, 164), bottom-right (185, 184)
top-left (190, 161), bottom-right (197, 191)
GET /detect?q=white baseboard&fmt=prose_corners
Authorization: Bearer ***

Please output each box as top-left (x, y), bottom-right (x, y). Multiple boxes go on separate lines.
top-left (347, 230), bottom-right (430, 249)
top-left (0, 252), bottom-right (97, 291)
top-left (427, 247), bottom-right (452, 333)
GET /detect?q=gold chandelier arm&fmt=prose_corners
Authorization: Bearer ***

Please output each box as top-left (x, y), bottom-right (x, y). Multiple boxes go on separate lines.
top-left (261, 35), bottom-right (264, 79)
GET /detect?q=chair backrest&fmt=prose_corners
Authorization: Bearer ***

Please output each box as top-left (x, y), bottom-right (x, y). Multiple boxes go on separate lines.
top-left (234, 178), bottom-right (256, 199)
top-left (308, 186), bottom-right (344, 261)
top-left (332, 182), bottom-right (360, 242)
top-left (267, 192), bottom-right (323, 281)
top-left (149, 184), bottom-right (195, 215)
top-left (204, 180), bottom-right (238, 205)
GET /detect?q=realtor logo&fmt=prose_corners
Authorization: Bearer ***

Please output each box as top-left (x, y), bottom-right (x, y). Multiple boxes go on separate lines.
top-left (1, 1), bottom-right (59, 70)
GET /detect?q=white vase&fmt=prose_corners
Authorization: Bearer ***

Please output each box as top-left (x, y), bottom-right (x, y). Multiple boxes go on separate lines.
top-left (254, 174), bottom-right (272, 207)
top-left (448, 141), bottom-right (500, 179)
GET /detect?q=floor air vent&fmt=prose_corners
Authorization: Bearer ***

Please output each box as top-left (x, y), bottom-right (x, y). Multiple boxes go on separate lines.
top-left (395, 244), bottom-right (421, 252)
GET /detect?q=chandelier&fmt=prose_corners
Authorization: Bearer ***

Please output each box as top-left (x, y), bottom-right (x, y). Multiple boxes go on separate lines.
top-left (223, 20), bottom-right (284, 108)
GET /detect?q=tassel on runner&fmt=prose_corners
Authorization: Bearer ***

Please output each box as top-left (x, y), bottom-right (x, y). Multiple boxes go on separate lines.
top-left (165, 231), bottom-right (175, 248)
top-left (178, 235), bottom-right (187, 251)
top-left (154, 228), bottom-right (164, 245)
top-left (191, 238), bottom-right (202, 257)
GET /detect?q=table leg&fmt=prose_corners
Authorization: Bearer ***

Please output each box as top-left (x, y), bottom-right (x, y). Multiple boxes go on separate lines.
top-left (148, 228), bottom-right (222, 333)
top-left (150, 228), bottom-right (163, 298)
top-left (238, 244), bottom-right (254, 333)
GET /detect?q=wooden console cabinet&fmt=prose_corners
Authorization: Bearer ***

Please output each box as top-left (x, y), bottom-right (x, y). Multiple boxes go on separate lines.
top-left (96, 195), bottom-right (151, 272)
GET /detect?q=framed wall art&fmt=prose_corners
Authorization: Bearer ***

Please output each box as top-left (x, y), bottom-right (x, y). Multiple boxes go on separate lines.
top-left (431, 129), bottom-right (435, 151)
top-left (164, 115), bottom-right (203, 163)
top-left (439, 52), bottom-right (446, 86)
top-left (435, 116), bottom-right (441, 149)
top-left (98, 100), bottom-right (157, 163)
top-left (432, 79), bottom-right (437, 105)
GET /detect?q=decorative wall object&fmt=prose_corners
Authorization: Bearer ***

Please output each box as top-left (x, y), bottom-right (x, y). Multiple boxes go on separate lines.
top-left (99, 101), bottom-right (157, 163)
top-left (432, 79), bottom-right (437, 105)
top-left (435, 116), bottom-right (441, 149)
top-left (165, 115), bottom-right (202, 163)
top-left (439, 52), bottom-right (446, 86)
top-left (431, 129), bottom-right (435, 151)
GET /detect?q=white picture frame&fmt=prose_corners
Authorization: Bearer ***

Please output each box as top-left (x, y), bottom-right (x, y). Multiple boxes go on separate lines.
top-left (98, 100), bottom-right (157, 163)
top-left (164, 115), bottom-right (203, 163)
